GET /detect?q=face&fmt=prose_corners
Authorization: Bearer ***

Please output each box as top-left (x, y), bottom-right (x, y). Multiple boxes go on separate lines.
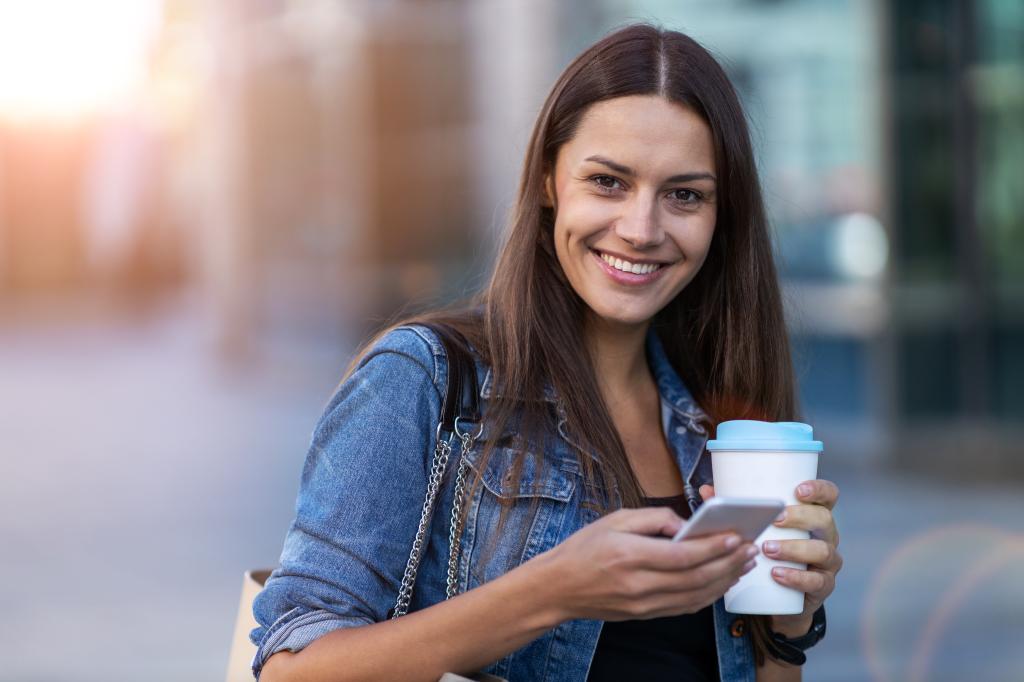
top-left (543, 95), bottom-right (718, 330)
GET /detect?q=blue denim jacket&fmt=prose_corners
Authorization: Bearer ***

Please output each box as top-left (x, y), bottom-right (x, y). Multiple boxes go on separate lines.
top-left (250, 324), bottom-right (757, 681)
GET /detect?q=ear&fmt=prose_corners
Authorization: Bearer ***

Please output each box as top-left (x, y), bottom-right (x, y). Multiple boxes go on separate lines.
top-left (541, 172), bottom-right (556, 209)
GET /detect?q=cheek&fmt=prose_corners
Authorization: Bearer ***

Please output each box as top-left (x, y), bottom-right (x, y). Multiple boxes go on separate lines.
top-left (555, 193), bottom-right (616, 242)
top-left (552, 203), bottom-right (608, 269)
top-left (551, 219), bottom-right (579, 285)
top-left (674, 216), bottom-right (716, 260)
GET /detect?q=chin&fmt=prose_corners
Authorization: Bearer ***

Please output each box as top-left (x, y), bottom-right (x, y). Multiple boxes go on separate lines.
top-left (587, 302), bottom-right (661, 328)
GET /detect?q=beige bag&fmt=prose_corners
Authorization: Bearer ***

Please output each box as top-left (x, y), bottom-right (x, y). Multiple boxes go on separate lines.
top-left (225, 569), bottom-right (272, 682)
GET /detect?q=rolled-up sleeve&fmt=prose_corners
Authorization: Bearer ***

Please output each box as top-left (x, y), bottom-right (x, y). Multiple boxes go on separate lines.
top-left (249, 327), bottom-right (442, 678)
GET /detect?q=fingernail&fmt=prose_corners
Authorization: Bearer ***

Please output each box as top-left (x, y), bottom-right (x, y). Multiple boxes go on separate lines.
top-left (763, 541), bottom-right (780, 555)
top-left (745, 545), bottom-right (759, 558)
top-left (743, 559), bottom-right (756, 572)
top-left (725, 535), bottom-right (740, 549)
top-left (772, 567), bottom-right (787, 578)
top-left (774, 511), bottom-right (786, 524)
top-left (798, 484), bottom-right (813, 497)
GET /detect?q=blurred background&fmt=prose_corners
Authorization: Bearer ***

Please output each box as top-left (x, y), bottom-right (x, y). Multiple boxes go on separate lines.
top-left (1, 0), bottom-right (1021, 680)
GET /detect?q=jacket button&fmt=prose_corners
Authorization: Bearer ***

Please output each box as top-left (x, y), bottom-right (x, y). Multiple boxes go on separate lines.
top-left (730, 618), bottom-right (745, 637)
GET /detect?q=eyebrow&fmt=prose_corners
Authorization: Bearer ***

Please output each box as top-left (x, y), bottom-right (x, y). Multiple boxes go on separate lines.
top-left (583, 155), bottom-right (716, 184)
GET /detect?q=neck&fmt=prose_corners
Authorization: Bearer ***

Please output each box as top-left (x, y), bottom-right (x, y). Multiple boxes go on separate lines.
top-left (584, 314), bottom-right (653, 408)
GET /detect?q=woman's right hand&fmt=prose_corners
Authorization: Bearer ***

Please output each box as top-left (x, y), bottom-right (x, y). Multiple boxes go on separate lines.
top-left (537, 506), bottom-right (759, 622)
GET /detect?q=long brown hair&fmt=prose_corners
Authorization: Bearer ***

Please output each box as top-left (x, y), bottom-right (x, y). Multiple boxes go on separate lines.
top-left (347, 21), bottom-right (797, 666)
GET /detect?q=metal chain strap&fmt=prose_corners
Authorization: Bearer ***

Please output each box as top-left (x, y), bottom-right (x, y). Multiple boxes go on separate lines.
top-left (392, 428), bottom-right (454, 618)
top-left (446, 434), bottom-right (474, 598)
top-left (391, 424), bottom-right (479, 618)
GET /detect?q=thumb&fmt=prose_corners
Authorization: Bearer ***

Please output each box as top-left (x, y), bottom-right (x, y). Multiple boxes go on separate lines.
top-left (699, 484), bottom-right (716, 501)
top-left (606, 506), bottom-right (684, 538)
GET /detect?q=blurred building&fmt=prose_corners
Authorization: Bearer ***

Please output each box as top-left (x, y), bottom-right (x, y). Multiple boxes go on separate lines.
top-left (192, 0), bottom-right (568, 356)
top-left (0, 125), bottom-right (92, 292)
top-left (886, 0), bottom-right (1024, 476)
top-left (0, 0), bottom-right (1020, 477)
top-left (0, 2), bottom-right (180, 301)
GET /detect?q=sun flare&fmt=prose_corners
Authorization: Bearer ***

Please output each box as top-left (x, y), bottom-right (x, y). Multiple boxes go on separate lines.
top-left (0, 0), bottom-right (161, 122)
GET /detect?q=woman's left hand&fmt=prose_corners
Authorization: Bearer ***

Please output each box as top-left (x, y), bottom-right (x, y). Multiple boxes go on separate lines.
top-left (699, 480), bottom-right (842, 636)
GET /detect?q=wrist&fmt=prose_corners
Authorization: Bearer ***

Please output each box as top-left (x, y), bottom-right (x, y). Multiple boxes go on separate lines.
top-left (770, 612), bottom-right (814, 638)
top-left (513, 548), bottom-right (574, 628)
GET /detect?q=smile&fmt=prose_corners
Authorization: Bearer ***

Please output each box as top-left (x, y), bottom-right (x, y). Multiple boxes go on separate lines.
top-left (597, 251), bottom-right (662, 274)
top-left (590, 249), bottom-right (673, 286)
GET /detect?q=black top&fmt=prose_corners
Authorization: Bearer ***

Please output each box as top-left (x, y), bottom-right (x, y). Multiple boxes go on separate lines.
top-left (585, 493), bottom-right (720, 682)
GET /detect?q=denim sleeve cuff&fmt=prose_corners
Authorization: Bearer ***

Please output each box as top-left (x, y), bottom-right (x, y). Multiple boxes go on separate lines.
top-left (252, 608), bottom-right (374, 679)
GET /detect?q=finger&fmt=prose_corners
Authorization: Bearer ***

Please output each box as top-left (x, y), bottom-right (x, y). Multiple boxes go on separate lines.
top-left (680, 551), bottom-right (757, 601)
top-left (606, 506), bottom-right (684, 538)
top-left (699, 484), bottom-right (716, 501)
top-left (773, 504), bottom-right (838, 545)
top-left (637, 547), bottom-right (768, 618)
top-left (624, 531), bottom-right (752, 572)
top-left (643, 542), bottom-right (758, 593)
top-left (795, 479), bottom-right (840, 510)
top-left (663, 566), bottom-right (748, 611)
top-left (770, 566), bottom-right (834, 605)
top-left (632, 575), bottom-right (736, 619)
top-left (761, 538), bottom-right (841, 571)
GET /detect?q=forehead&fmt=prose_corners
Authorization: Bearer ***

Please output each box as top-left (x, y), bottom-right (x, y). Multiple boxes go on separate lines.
top-left (559, 95), bottom-right (715, 174)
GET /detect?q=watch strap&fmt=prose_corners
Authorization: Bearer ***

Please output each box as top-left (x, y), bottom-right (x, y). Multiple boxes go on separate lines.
top-left (767, 605), bottom-right (827, 666)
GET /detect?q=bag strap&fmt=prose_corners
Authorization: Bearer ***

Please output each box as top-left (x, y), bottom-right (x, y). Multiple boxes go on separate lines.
top-left (433, 322), bottom-right (481, 432)
top-left (390, 323), bottom-right (481, 619)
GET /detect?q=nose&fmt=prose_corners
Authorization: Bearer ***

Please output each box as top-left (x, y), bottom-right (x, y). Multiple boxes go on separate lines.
top-left (614, 191), bottom-right (664, 249)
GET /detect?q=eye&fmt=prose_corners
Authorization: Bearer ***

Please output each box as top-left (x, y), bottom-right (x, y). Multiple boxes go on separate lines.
top-left (670, 188), bottom-right (704, 207)
top-left (589, 174), bottom-right (624, 194)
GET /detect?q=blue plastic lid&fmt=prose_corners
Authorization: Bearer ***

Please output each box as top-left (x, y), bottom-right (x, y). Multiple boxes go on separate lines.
top-left (706, 420), bottom-right (823, 452)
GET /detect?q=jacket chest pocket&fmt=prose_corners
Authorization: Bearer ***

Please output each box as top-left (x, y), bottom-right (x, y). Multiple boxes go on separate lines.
top-left (459, 443), bottom-right (578, 588)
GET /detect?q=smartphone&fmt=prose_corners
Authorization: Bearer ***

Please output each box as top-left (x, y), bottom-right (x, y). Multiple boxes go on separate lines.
top-left (671, 496), bottom-right (785, 543)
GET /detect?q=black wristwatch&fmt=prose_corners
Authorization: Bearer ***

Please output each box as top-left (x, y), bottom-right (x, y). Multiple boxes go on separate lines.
top-left (766, 605), bottom-right (827, 666)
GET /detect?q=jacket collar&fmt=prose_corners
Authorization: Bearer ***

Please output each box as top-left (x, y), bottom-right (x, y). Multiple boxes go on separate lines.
top-left (645, 328), bottom-right (709, 424)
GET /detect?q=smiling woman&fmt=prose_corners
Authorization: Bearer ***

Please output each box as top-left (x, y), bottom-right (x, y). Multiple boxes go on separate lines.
top-left (251, 21), bottom-right (840, 682)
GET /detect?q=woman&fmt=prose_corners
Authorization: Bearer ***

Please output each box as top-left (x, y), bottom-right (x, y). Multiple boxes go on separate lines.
top-left (251, 22), bottom-right (842, 682)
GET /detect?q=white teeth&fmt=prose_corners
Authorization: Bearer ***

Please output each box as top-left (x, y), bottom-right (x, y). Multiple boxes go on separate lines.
top-left (599, 252), bottom-right (661, 275)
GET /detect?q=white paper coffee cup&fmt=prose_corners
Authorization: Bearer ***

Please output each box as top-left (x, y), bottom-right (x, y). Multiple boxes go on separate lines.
top-left (707, 420), bottom-right (823, 615)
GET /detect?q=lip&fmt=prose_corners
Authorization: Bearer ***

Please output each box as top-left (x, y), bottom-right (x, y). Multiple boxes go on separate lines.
top-left (590, 248), bottom-right (671, 287)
